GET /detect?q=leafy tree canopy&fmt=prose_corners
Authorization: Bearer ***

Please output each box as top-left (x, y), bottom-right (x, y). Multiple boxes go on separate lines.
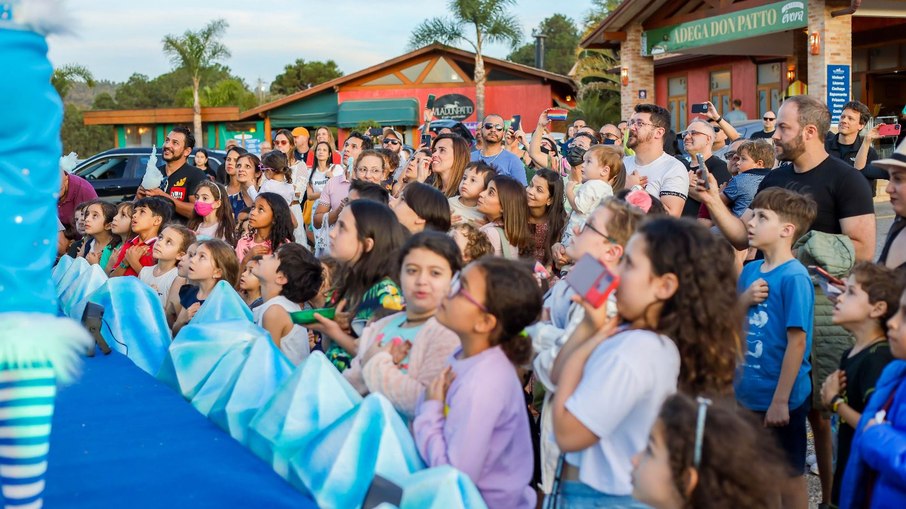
top-left (270, 58), bottom-right (344, 95)
top-left (506, 14), bottom-right (580, 76)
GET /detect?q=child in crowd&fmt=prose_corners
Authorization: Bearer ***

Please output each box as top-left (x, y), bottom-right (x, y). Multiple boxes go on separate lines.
top-left (450, 223), bottom-right (494, 263)
top-left (235, 207), bottom-right (251, 239)
top-left (79, 200), bottom-right (117, 269)
top-left (736, 188), bottom-right (818, 509)
top-left (238, 255), bottom-right (263, 309)
top-left (65, 202), bottom-right (89, 258)
top-left (251, 150), bottom-right (295, 206)
top-left (392, 182), bottom-right (452, 233)
top-left (414, 257), bottom-right (542, 509)
top-left (631, 394), bottom-right (786, 509)
top-left (549, 218), bottom-right (741, 506)
top-left (110, 197), bottom-right (171, 277)
top-left (698, 139), bottom-right (774, 226)
top-left (820, 262), bottom-right (900, 506)
top-left (105, 201), bottom-right (134, 274)
top-left (165, 241), bottom-right (197, 328)
top-left (348, 179), bottom-right (390, 205)
top-left (344, 231), bottom-right (463, 418)
top-left (234, 153), bottom-right (260, 214)
top-left (188, 180), bottom-right (235, 244)
top-left (139, 225), bottom-right (195, 306)
top-left (477, 175), bottom-right (531, 259)
top-left (562, 145), bottom-right (625, 246)
top-left (449, 162), bottom-right (495, 225)
top-left (252, 244), bottom-right (324, 365)
top-left (234, 192), bottom-right (294, 263)
top-left (305, 257), bottom-right (339, 353)
top-left (172, 239), bottom-right (240, 334)
top-left (308, 200), bottom-right (408, 372)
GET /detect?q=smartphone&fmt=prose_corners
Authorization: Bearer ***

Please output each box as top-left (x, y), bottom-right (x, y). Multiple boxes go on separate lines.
top-left (810, 265), bottom-right (845, 286)
top-left (547, 108), bottom-right (568, 121)
top-left (809, 266), bottom-right (844, 300)
top-left (691, 103), bottom-right (709, 114)
top-left (420, 133), bottom-right (432, 147)
top-left (511, 115), bottom-right (522, 132)
top-left (879, 123), bottom-right (902, 137)
top-left (368, 127), bottom-right (383, 137)
top-left (425, 94), bottom-right (436, 110)
top-left (695, 153), bottom-right (710, 190)
top-left (290, 307), bottom-right (336, 325)
top-left (564, 254), bottom-right (620, 309)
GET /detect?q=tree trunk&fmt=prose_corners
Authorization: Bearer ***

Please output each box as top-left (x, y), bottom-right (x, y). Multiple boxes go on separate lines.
top-left (474, 49), bottom-right (486, 122)
top-left (192, 76), bottom-right (203, 147)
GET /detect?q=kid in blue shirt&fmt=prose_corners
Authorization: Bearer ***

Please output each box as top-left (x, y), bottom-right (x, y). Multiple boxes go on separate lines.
top-left (736, 187), bottom-right (817, 509)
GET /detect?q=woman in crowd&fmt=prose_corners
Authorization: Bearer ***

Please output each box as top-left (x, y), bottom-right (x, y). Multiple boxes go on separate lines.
top-left (224, 146), bottom-right (249, 218)
top-left (526, 168), bottom-right (567, 269)
top-left (306, 126), bottom-right (341, 167)
top-left (430, 133), bottom-right (471, 198)
top-left (392, 182), bottom-right (452, 234)
top-left (477, 175), bottom-right (531, 259)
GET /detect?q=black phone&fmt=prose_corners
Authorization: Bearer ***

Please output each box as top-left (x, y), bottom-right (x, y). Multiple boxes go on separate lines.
top-left (426, 94), bottom-right (436, 110)
top-left (511, 114), bottom-right (521, 132)
top-left (691, 103), bottom-right (709, 114)
top-left (368, 127), bottom-right (383, 137)
top-left (564, 254), bottom-right (619, 309)
top-left (695, 153), bottom-right (710, 190)
top-left (420, 134), bottom-right (432, 147)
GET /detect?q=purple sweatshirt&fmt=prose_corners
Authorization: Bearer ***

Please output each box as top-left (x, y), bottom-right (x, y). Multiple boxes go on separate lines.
top-left (413, 346), bottom-right (535, 509)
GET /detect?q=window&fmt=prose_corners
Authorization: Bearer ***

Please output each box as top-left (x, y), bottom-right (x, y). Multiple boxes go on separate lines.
top-left (124, 126), bottom-right (152, 147)
top-left (756, 63), bottom-right (782, 115)
top-left (362, 74), bottom-right (404, 86)
top-left (710, 70), bottom-right (731, 116)
top-left (400, 61), bottom-right (430, 82)
top-left (667, 76), bottom-right (688, 132)
top-left (423, 58), bottom-right (465, 83)
top-left (75, 156), bottom-right (129, 180)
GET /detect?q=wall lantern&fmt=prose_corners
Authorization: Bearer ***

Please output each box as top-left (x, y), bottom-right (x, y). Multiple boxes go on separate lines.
top-left (809, 32), bottom-right (821, 55)
top-left (786, 65), bottom-right (796, 83)
top-left (621, 67), bottom-right (629, 86)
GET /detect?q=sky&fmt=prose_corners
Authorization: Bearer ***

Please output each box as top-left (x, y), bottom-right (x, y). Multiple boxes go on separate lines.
top-left (48, 0), bottom-right (596, 87)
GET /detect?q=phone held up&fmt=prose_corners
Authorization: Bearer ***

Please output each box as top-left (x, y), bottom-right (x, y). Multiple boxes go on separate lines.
top-left (511, 115), bottom-right (521, 133)
top-left (547, 108), bottom-right (568, 122)
top-left (565, 254), bottom-right (620, 309)
top-left (695, 153), bottom-right (710, 190)
top-left (691, 103), bottom-right (709, 114)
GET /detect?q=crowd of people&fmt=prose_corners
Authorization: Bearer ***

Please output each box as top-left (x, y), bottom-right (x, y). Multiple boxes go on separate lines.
top-left (54, 95), bottom-right (906, 508)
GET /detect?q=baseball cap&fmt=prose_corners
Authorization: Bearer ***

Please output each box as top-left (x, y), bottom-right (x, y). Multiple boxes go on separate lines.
top-left (292, 127), bottom-right (309, 137)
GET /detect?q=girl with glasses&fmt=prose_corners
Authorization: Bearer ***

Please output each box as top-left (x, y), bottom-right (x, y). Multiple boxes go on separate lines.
top-left (414, 257), bottom-right (542, 509)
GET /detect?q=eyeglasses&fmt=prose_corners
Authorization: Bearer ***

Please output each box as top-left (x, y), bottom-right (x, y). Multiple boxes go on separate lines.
top-left (763, 117), bottom-right (776, 121)
top-left (448, 273), bottom-right (488, 312)
top-left (483, 123), bottom-right (505, 131)
top-left (601, 133), bottom-right (620, 140)
top-left (725, 151), bottom-right (739, 160)
top-left (273, 139), bottom-right (290, 146)
top-left (681, 130), bottom-right (711, 139)
top-left (578, 220), bottom-right (618, 244)
top-left (628, 119), bottom-right (657, 129)
top-left (382, 138), bottom-right (401, 145)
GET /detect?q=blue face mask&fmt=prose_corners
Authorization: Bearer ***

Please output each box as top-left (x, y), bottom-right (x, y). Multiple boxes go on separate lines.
top-left (602, 138), bottom-right (616, 145)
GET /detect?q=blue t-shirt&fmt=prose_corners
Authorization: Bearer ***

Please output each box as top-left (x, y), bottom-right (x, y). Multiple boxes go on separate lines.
top-left (735, 259), bottom-right (814, 411)
top-left (470, 149), bottom-right (527, 185)
top-left (723, 168), bottom-right (770, 217)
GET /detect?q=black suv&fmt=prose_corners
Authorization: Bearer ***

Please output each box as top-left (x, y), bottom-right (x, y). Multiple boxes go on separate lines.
top-left (73, 147), bottom-right (226, 203)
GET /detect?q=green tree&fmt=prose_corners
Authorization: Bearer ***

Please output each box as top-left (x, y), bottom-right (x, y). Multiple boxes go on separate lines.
top-left (175, 78), bottom-right (258, 110)
top-left (270, 59), bottom-right (344, 95)
top-left (61, 104), bottom-right (113, 156)
top-left (583, 0), bottom-right (622, 33)
top-left (162, 18), bottom-right (231, 146)
top-left (507, 14), bottom-right (580, 76)
top-left (91, 92), bottom-right (117, 110)
top-left (409, 0), bottom-right (522, 120)
top-left (52, 64), bottom-right (95, 101)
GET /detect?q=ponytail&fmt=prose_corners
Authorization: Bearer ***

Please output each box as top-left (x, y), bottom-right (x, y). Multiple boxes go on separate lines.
top-left (473, 257), bottom-right (542, 366)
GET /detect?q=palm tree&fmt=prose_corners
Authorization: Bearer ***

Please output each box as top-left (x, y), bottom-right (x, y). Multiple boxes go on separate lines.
top-left (408, 0), bottom-right (521, 121)
top-left (51, 64), bottom-right (95, 101)
top-left (162, 19), bottom-right (230, 147)
top-left (571, 48), bottom-right (621, 126)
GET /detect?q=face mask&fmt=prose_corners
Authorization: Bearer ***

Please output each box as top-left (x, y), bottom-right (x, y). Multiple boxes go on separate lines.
top-left (194, 201), bottom-right (214, 217)
top-left (566, 146), bottom-right (587, 167)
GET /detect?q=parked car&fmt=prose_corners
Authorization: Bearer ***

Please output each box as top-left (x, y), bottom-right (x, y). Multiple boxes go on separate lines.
top-left (73, 147), bottom-right (225, 203)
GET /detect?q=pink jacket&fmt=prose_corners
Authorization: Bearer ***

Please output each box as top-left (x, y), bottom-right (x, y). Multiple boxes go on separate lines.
top-left (343, 313), bottom-right (460, 418)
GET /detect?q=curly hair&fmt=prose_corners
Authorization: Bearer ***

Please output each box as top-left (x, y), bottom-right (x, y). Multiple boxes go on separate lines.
top-left (658, 394), bottom-right (786, 508)
top-left (638, 218), bottom-right (742, 395)
top-left (452, 223), bottom-right (494, 263)
top-left (850, 261), bottom-right (906, 333)
top-left (251, 191), bottom-right (295, 248)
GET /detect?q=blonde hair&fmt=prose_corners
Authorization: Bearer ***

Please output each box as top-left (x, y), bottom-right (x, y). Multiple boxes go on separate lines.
top-left (585, 145), bottom-right (626, 190)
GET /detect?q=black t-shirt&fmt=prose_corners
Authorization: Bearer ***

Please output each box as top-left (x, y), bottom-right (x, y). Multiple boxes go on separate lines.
top-left (682, 155), bottom-right (731, 218)
top-left (750, 129), bottom-right (775, 140)
top-left (756, 156), bottom-right (874, 234)
top-left (825, 132), bottom-right (880, 196)
top-left (164, 162), bottom-right (207, 204)
top-left (832, 341), bottom-right (894, 504)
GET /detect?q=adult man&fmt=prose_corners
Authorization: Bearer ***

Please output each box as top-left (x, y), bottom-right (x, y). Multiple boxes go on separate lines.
top-left (680, 119), bottom-right (731, 217)
top-left (723, 98), bottom-right (748, 125)
top-left (750, 111), bottom-right (777, 139)
top-left (57, 168), bottom-right (97, 229)
top-left (598, 124), bottom-right (622, 146)
top-left (136, 126), bottom-right (206, 221)
top-left (313, 131), bottom-right (373, 228)
top-left (825, 101), bottom-right (880, 194)
top-left (623, 103), bottom-right (689, 217)
top-left (701, 102), bottom-right (742, 162)
top-left (292, 127), bottom-right (310, 162)
top-left (471, 114), bottom-right (527, 185)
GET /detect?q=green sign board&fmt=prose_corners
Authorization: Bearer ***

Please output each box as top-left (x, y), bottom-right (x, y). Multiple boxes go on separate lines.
top-left (642, 1), bottom-right (808, 56)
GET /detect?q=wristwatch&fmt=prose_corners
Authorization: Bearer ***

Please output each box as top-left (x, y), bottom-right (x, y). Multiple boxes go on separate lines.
top-left (831, 395), bottom-right (844, 413)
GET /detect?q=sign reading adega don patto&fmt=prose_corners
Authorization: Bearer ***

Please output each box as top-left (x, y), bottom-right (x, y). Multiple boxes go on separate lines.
top-left (642, 1), bottom-right (808, 56)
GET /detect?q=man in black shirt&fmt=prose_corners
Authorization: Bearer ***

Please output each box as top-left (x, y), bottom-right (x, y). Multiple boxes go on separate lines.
top-left (136, 126), bottom-right (206, 221)
top-left (749, 110), bottom-right (776, 139)
top-left (825, 101), bottom-right (880, 194)
top-left (680, 119), bottom-right (731, 217)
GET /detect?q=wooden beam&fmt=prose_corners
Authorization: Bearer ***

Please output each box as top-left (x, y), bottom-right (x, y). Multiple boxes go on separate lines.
top-left (644, 0), bottom-right (778, 31)
top-left (603, 31), bottom-right (627, 41)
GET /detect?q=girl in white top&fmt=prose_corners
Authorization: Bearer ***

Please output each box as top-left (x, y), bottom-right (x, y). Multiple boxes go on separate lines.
top-left (547, 218), bottom-right (741, 505)
top-left (562, 145), bottom-right (626, 246)
top-left (251, 243), bottom-right (325, 365)
top-left (251, 150), bottom-right (295, 206)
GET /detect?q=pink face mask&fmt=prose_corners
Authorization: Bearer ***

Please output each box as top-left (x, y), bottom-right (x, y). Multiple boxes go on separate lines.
top-left (194, 201), bottom-right (215, 217)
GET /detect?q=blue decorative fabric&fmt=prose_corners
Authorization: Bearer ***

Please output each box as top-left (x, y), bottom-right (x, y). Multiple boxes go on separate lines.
top-left (51, 255), bottom-right (73, 287)
top-left (87, 277), bottom-right (172, 376)
top-left (59, 263), bottom-right (106, 320)
top-left (247, 351), bottom-right (363, 477)
top-left (399, 466), bottom-right (488, 509)
top-left (208, 335), bottom-right (293, 445)
top-left (191, 280), bottom-right (253, 324)
top-left (289, 393), bottom-right (425, 508)
top-left (53, 256), bottom-right (89, 301)
top-left (45, 352), bottom-right (316, 509)
top-left (166, 319), bottom-right (257, 401)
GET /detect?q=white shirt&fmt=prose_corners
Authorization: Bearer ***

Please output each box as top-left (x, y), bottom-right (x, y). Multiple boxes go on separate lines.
top-left (250, 178), bottom-right (295, 206)
top-left (139, 265), bottom-right (179, 306)
top-left (448, 196), bottom-right (486, 225)
top-left (253, 295), bottom-right (310, 365)
top-left (623, 152), bottom-right (689, 201)
top-left (564, 329), bottom-right (679, 495)
top-left (310, 165), bottom-right (342, 195)
top-left (563, 180), bottom-right (613, 244)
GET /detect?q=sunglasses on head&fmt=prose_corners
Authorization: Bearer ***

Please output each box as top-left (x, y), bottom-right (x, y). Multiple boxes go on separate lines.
top-left (382, 138), bottom-right (400, 145)
top-left (483, 123), bottom-right (504, 131)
